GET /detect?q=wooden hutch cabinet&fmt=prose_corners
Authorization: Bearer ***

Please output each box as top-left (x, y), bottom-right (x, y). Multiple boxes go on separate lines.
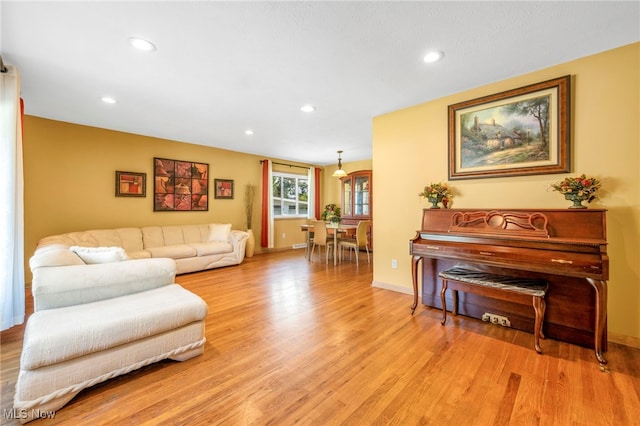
top-left (340, 170), bottom-right (372, 248)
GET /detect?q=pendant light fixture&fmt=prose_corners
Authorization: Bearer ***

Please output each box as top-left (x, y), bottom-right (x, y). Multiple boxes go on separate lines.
top-left (332, 150), bottom-right (347, 178)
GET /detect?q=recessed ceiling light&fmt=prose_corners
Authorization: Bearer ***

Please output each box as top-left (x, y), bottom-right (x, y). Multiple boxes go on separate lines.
top-left (423, 50), bottom-right (444, 63)
top-left (128, 37), bottom-right (156, 52)
top-left (245, 130), bottom-right (254, 135)
top-left (301, 105), bottom-right (316, 113)
top-left (101, 97), bottom-right (117, 104)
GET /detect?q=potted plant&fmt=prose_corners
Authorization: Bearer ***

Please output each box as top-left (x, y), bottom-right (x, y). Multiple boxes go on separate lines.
top-left (419, 182), bottom-right (453, 209)
top-left (550, 174), bottom-right (601, 209)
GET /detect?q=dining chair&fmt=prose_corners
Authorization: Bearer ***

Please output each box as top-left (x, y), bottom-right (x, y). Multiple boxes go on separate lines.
top-left (338, 220), bottom-right (371, 267)
top-left (309, 220), bottom-right (335, 264)
top-left (305, 219), bottom-right (315, 260)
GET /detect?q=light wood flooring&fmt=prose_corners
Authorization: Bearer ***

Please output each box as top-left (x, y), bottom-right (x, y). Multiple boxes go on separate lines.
top-left (2, 249), bottom-right (639, 425)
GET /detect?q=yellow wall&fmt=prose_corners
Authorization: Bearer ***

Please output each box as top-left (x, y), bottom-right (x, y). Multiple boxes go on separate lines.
top-left (372, 42), bottom-right (640, 342)
top-left (22, 118), bottom-right (322, 280)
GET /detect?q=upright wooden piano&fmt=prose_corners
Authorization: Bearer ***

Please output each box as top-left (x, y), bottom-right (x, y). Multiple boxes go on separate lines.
top-left (409, 208), bottom-right (609, 365)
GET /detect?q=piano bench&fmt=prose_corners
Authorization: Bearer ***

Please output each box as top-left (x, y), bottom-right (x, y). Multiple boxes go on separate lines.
top-left (438, 267), bottom-right (548, 354)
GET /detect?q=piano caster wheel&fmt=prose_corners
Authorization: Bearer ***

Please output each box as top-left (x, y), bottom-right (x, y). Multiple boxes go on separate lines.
top-left (599, 363), bottom-right (609, 373)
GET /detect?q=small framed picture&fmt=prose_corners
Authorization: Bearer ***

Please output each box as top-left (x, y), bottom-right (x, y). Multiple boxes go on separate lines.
top-left (115, 171), bottom-right (146, 197)
top-left (214, 179), bottom-right (234, 199)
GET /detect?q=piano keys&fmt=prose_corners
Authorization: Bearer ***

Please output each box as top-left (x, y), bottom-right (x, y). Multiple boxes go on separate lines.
top-left (409, 208), bottom-right (609, 366)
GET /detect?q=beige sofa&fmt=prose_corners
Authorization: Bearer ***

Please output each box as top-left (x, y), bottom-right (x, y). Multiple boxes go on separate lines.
top-left (29, 223), bottom-right (247, 312)
top-left (30, 223), bottom-right (249, 282)
top-left (14, 255), bottom-right (208, 423)
top-left (14, 224), bottom-right (244, 421)
top-left (16, 224), bottom-right (244, 420)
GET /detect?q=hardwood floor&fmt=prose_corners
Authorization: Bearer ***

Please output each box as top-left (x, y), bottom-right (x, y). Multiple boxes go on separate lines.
top-left (2, 250), bottom-right (639, 425)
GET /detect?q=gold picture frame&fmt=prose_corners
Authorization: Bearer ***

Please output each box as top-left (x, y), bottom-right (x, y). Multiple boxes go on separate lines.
top-left (448, 75), bottom-right (571, 180)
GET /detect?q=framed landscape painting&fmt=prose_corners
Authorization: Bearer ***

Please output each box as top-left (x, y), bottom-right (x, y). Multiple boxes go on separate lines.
top-left (153, 157), bottom-right (209, 211)
top-left (448, 75), bottom-right (571, 180)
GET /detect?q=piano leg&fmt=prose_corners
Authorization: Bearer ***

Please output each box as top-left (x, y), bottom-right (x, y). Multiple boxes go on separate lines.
top-left (440, 280), bottom-right (448, 325)
top-left (587, 278), bottom-right (608, 368)
top-left (411, 255), bottom-right (423, 314)
top-left (532, 296), bottom-right (546, 354)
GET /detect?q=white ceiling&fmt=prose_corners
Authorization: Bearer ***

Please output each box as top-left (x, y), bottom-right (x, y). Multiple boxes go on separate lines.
top-left (2, 1), bottom-right (638, 166)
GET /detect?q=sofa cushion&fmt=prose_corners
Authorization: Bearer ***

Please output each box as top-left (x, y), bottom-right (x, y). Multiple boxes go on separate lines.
top-left (85, 229), bottom-right (125, 249)
top-left (126, 250), bottom-right (152, 259)
top-left (208, 223), bottom-right (231, 242)
top-left (32, 258), bottom-right (177, 311)
top-left (183, 224), bottom-right (209, 244)
top-left (141, 226), bottom-right (165, 249)
top-left (86, 228), bottom-right (145, 253)
top-left (54, 231), bottom-right (99, 247)
top-left (70, 246), bottom-right (128, 264)
top-left (20, 284), bottom-right (208, 370)
top-left (29, 245), bottom-right (86, 269)
top-left (146, 244), bottom-right (196, 259)
top-left (162, 226), bottom-right (186, 246)
top-left (189, 242), bottom-right (234, 256)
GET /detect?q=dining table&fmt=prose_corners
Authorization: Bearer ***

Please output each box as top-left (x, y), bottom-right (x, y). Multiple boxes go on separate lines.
top-left (300, 223), bottom-right (357, 265)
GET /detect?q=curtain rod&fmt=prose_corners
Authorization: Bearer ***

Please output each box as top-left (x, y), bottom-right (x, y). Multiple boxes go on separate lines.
top-left (260, 160), bottom-right (310, 170)
top-left (0, 55), bottom-right (7, 73)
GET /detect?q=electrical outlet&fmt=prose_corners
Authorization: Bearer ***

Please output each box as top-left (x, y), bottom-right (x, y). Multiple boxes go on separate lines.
top-left (281, 233), bottom-right (286, 239)
top-left (483, 312), bottom-right (511, 327)
top-left (497, 315), bottom-right (511, 327)
top-left (391, 259), bottom-right (398, 269)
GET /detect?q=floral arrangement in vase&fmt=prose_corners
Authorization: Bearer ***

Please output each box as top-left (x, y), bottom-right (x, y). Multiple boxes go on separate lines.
top-left (550, 174), bottom-right (601, 209)
top-left (320, 203), bottom-right (341, 223)
top-left (419, 182), bottom-right (453, 209)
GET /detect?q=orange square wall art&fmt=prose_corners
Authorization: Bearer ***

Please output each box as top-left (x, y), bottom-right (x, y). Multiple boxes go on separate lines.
top-left (153, 157), bottom-right (209, 211)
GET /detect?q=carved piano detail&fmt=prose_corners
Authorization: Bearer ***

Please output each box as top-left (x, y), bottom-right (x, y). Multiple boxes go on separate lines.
top-left (410, 208), bottom-right (609, 366)
top-left (450, 210), bottom-right (549, 237)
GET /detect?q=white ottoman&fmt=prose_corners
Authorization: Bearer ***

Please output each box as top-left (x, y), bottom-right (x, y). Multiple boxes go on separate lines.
top-left (14, 284), bottom-right (207, 423)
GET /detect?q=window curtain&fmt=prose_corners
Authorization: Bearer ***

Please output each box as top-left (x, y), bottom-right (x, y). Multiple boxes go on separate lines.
top-left (260, 159), bottom-right (274, 248)
top-left (307, 166), bottom-right (321, 220)
top-left (1, 64), bottom-right (25, 331)
top-left (314, 167), bottom-right (321, 220)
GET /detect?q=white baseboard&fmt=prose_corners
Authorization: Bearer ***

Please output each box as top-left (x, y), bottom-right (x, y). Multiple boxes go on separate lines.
top-left (371, 280), bottom-right (413, 295)
top-left (609, 332), bottom-right (640, 349)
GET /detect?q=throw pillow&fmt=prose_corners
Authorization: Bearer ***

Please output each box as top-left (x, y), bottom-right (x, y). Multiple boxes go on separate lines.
top-left (69, 246), bottom-right (128, 264)
top-left (208, 223), bottom-right (231, 242)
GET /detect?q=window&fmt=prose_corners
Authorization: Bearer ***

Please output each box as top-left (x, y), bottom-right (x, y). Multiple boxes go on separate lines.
top-left (272, 172), bottom-right (309, 217)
